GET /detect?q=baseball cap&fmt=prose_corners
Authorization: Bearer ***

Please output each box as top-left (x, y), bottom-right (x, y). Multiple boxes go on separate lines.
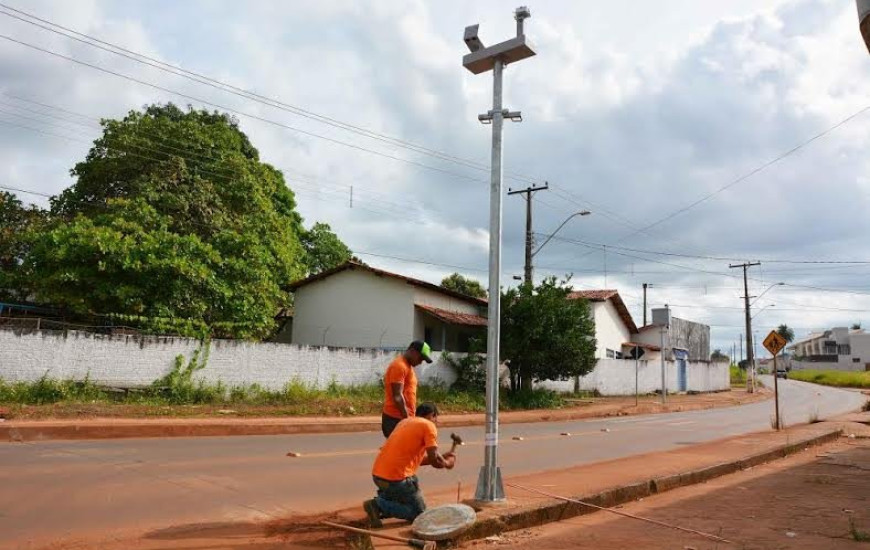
top-left (409, 340), bottom-right (433, 363)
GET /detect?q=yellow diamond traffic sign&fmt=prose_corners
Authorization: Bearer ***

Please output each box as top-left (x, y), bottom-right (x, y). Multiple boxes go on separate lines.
top-left (763, 330), bottom-right (788, 356)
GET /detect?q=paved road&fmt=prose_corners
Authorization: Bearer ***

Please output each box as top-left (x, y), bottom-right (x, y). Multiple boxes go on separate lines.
top-left (0, 379), bottom-right (865, 549)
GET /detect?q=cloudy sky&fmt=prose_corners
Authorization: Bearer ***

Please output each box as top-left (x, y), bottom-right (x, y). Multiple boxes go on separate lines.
top-left (2, 0), bottom-right (870, 357)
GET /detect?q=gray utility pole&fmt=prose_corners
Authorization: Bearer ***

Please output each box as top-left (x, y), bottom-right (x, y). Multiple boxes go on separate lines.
top-left (508, 183), bottom-right (549, 286)
top-left (462, 6), bottom-right (536, 503)
top-left (730, 262), bottom-right (761, 393)
top-left (642, 283), bottom-right (652, 326)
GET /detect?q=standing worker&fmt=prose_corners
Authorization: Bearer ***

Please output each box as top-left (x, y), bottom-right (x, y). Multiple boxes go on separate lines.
top-left (365, 403), bottom-right (455, 526)
top-left (381, 340), bottom-right (433, 438)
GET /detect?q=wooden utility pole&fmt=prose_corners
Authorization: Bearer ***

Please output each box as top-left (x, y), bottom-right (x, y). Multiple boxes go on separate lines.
top-left (642, 283), bottom-right (653, 326)
top-left (730, 262), bottom-right (761, 392)
top-left (508, 183), bottom-right (549, 286)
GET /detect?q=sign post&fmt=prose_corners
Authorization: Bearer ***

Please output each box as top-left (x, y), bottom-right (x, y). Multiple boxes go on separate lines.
top-left (763, 330), bottom-right (788, 431)
top-left (629, 345), bottom-right (646, 407)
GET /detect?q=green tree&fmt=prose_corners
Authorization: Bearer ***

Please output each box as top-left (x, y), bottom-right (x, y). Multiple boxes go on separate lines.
top-left (27, 103), bottom-right (323, 339)
top-left (441, 272), bottom-right (487, 299)
top-left (776, 324), bottom-right (795, 343)
top-left (0, 191), bottom-right (46, 301)
top-left (300, 222), bottom-right (351, 275)
top-left (501, 278), bottom-right (597, 391)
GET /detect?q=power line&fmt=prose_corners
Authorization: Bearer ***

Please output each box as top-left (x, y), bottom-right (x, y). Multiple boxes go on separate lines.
top-left (0, 3), bottom-right (536, 180)
top-left (0, 32), bottom-right (497, 187)
top-left (536, 233), bottom-right (870, 265)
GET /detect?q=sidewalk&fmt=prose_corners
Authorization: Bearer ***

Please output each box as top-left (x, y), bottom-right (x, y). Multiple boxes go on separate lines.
top-left (1, 387), bottom-right (768, 441)
top-left (321, 422), bottom-right (843, 549)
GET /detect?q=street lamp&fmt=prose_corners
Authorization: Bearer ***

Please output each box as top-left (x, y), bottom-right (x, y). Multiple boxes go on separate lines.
top-left (858, 0), bottom-right (870, 53)
top-left (463, 6), bottom-right (537, 503)
top-left (750, 282), bottom-right (784, 307)
top-left (532, 211), bottom-right (592, 259)
top-left (751, 303), bottom-right (775, 320)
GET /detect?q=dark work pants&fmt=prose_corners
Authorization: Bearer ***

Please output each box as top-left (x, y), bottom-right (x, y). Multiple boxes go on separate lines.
top-left (381, 413), bottom-right (402, 438)
top-left (372, 475), bottom-right (426, 521)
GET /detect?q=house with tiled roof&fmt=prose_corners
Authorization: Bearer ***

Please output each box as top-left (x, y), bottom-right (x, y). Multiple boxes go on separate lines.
top-left (287, 261), bottom-right (487, 352)
top-left (567, 289), bottom-right (652, 360)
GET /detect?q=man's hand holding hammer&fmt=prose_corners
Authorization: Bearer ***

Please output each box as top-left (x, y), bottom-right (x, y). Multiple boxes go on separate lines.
top-left (438, 433), bottom-right (463, 470)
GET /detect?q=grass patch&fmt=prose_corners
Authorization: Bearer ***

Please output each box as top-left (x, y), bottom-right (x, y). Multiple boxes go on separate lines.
top-left (788, 369), bottom-right (870, 389)
top-left (730, 365), bottom-right (747, 385)
top-left (850, 518), bottom-right (870, 542)
top-left (0, 375), bottom-right (566, 419)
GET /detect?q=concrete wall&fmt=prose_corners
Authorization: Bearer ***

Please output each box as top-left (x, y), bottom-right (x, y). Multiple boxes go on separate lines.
top-left (669, 317), bottom-right (710, 361)
top-left (537, 358), bottom-right (729, 395)
top-left (848, 333), bottom-right (870, 369)
top-left (0, 328), bottom-right (457, 389)
top-left (0, 329), bottom-right (728, 396)
top-left (592, 300), bottom-right (632, 359)
top-left (291, 269), bottom-right (415, 349)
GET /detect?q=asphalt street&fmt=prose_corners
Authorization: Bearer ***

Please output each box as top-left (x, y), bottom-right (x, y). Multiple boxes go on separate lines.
top-left (0, 378), bottom-right (864, 549)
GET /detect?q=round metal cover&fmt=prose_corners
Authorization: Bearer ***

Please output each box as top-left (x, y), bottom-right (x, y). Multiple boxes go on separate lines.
top-left (412, 504), bottom-right (477, 541)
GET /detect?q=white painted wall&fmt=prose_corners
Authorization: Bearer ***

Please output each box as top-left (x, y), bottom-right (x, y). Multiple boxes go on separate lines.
top-left (412, 287), bottom-right (482, 315)
top-left (0, 329), bottom-right (729, 396)
top-left (0, 329), bottom-right (457, 389)
top-left (292, 269), bottom-right (415, 349)
top-left (537, 358), bottom-right (729, 395)
top-left (592, 300), bottom-right (633, 359)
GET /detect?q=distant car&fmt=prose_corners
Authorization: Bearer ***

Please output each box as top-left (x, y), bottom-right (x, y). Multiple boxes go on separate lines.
top-left (776, 368), bottom-right (788, 379)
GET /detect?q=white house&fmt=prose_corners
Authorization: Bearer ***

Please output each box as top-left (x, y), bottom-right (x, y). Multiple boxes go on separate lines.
top-left (567, 290), bottom-right (646, 359)
top-left (288, 262), bottom-right (487, 352)
top-left (789, 327), bottom-right (870, 372)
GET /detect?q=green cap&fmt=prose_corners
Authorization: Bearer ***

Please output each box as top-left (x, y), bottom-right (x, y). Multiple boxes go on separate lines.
top-left (410, 340), bottom-right (433, 363)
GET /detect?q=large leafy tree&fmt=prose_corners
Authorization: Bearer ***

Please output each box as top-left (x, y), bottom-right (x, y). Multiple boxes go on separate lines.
top-left (0, 191), bottom-right (46, 301)
top-left (300, 222), bottom-right (351, 275)
top-left (776, 324), bottom-right (795, 343)
top-left (26, 103), bottom-right (337, 339)
top-left (501, 278), bottom-right (597, 391)
top-left (441, 272), bottom-right (487, 299)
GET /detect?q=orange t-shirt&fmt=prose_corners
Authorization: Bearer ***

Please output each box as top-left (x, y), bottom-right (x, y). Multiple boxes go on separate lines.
top-left (372, 417), bottom-right (438, 481)
top-left (383, 355), bottom-right (417, 419)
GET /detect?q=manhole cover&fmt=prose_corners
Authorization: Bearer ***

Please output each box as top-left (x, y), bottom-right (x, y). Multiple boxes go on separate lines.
top-left (412, 504), bottom-right (477, 541)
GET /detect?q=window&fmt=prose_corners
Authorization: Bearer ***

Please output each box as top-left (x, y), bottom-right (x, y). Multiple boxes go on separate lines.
top-left (614, 351), bottom-right (623, 359)
top-left (424, 327), bottom-right (433, 345)
top-left (606, 349), bottom-right (615, 358)
top-left (854, 357), bottom-right (861, 363)
top-left (838, 344), bottom-right (852, 355)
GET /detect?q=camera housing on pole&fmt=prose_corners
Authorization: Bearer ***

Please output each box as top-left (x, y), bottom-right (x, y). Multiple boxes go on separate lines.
top-left (462, 6), bottom-right (536, 503)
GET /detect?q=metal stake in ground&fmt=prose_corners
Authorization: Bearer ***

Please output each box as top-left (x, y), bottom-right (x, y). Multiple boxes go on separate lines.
top-left (462, 5), bottom-right (536, 502)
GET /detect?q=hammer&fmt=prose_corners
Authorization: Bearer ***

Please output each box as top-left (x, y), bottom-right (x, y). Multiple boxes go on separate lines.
top-left (448, 433), bottom-right (464, 454)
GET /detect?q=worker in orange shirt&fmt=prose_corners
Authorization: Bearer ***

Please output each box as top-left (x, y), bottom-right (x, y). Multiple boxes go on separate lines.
top-left (364, 403), bottom-right (455, 526)
top-left (381, 340), bottom-right (432, 438)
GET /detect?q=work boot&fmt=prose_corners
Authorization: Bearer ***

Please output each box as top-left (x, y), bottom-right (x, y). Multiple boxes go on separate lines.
top-left (363, 499), bottom-right (383, 528)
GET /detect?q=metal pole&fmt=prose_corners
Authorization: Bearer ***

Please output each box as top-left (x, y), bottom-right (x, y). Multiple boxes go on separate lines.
top-left (660, 326), bottom-right (667, 404)
top-left (635, 349), bottom-right (639, 407)
top-left (773, 353), bottom-right (781, 430)
top-left (643, 283), bottom-right (648, 326)
top-left (477, 57), bottom-right (505, 502)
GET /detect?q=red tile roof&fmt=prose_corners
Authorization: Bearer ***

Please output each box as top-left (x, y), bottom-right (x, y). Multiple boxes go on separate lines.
top-left (568, 289), bottom-right (638, 334)
top-left (415, 304), bottom-right (488, 327)
top-left (567, 289), bottom-right (619, 301)
top-left (286, 261), bottom-right (488, 306)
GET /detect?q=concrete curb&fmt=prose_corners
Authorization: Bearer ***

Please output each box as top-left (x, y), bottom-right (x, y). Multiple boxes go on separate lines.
top-left (0, 391), bottom-right (771, 442)
top-left (439, 428), bottom-right (840, 545)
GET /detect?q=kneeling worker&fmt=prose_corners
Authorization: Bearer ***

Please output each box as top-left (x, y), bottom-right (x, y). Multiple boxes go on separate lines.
top-left (364, 403), bottom-right (455, 526)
